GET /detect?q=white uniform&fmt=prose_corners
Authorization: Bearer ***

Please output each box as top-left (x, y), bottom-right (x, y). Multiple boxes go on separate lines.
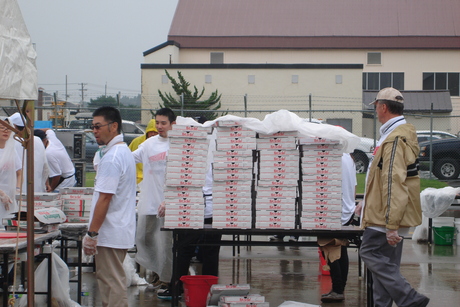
top-left (341, 153), bottom-right (357, 225)
top-left (0, 135), bottom-right (21, 219)
top-left (15, 136), bottom-right (49, 193)
top-left (45, 130), bottom-right (76, 191)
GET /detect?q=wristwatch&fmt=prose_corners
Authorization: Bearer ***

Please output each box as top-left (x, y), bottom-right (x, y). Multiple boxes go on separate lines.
top-left (87, 231), bottom-right (99, 238)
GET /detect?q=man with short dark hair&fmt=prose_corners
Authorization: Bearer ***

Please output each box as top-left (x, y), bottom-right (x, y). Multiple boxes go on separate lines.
top-left (83, 106), bottom-right (136, 307)
top-left (359, 87), bottom-right (430, 307)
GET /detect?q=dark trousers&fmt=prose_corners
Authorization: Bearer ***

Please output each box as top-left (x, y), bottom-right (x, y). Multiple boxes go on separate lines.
top-left (328, 245), bottom-right (349, 294)
top-left (172, 218), bottom-right (222, 292)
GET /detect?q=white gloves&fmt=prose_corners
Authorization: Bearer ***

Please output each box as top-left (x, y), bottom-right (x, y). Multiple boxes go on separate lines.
top-left (0, 189), bottom-right (12, 211)
top-left (83, 234), bottom-right (98, 256)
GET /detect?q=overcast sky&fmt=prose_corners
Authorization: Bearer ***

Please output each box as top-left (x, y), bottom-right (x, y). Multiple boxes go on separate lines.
top-left (17, 0), bottom-right (179, 103)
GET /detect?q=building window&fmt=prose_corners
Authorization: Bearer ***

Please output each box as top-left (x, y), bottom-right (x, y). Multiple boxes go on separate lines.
top-left (362, 72), bottom-right (404, 90)
top-left (367, 52), bottom-right (381, 65)
top-left (335, 75), bottom-right (342, 84)
top-left (248, 75), bottom-right (255, 84)
top-left (205, 75), bottom-right (212, 84)
top-left (292, 75), bottom-right (299, 84)
top-left (210, 52), bottom-right (224, 64)
top-left (423, 72), bottom-right (460, 96)
top-left (161, 75), bottom-right (169, 84)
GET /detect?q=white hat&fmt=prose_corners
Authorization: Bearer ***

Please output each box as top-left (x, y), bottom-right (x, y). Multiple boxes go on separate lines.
top-left (8, 112), bottom-right (25, 127)
top-left (370, 87), bottom-right (404, 105)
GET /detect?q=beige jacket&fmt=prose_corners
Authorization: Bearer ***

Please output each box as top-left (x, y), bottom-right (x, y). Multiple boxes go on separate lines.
top-left (362, 123), bottom-right (422, 230)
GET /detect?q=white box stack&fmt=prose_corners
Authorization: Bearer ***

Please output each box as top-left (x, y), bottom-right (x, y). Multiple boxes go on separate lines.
top-left (16, 193), bottom-right (63, 212)
top-left (299, 137), bottom-right (343, 230)
top-left (256, 131), bottom-right (299, 230)
top-left (164, 124), bottom-right (212, 229)
top-left (212, 121), bottom-right (256, 229)
top-left (60, 187), bottom-right (94, 223)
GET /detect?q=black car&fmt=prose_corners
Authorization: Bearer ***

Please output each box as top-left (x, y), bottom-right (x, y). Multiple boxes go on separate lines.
top-left (418, 138), bottom-right (460, 180)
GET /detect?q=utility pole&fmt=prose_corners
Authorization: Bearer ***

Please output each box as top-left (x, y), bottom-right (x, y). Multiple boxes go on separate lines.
top-left (79, 83), bottom-right (87, 108)
top-left (105, 82), bottom-right (107, 96)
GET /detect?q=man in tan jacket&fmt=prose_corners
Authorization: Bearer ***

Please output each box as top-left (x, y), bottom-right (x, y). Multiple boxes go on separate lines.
top-left (359, 87), bottom-right (430, 307)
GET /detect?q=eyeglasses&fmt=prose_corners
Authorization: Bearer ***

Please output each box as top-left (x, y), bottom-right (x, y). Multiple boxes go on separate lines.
top-left (0, 125), bottom-right (9, 131)
top-left (90, 122), bottom-right (113, 130)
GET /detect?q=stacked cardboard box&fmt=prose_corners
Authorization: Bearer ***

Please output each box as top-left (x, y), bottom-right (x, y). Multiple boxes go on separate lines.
top-left (212, 121), bottom-right (256, 229)
top-left (164, 124), bottom-right (212, 229)
top-left (255, 132), bottom-right (299, 230)
top-left (16, 193), bottom-right (63, 212)
top-left (299, 137), bottom-right (343, 230)
top-left (60, 187), bottom-right (94, 223)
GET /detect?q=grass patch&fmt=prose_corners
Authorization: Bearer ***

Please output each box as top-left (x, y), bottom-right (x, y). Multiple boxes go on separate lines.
top-left (85, 171), bottom-right (96, 187)
top-left (356, 173), bottom-right (448, 194)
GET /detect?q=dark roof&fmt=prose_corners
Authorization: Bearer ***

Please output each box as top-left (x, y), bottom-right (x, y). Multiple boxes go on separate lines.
top-left (363, 90), bottom-right (452, 113)
top-left (168, 0), bottom-right (460, 49)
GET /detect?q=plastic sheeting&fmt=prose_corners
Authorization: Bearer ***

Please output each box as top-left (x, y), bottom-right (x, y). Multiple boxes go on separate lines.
top-left (0, 0), bottom-right (38, 100)
top-left (176, 110), bottom-right (360, 153)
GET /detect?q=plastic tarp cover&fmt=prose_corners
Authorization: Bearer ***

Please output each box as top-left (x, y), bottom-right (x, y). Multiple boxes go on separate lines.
top-left (0, 0), bottom-right (38, 100)
top-left (176, 110), bottom-right (360, 153)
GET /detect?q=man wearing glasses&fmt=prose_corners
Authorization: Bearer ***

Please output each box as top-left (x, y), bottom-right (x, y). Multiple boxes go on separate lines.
top-left (83, 106), bottom-right (136, 307)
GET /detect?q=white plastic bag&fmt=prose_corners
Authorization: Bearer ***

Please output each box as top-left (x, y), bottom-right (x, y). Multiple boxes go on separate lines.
top-left (278, 300), bottom-right (321, 307)
top-left (19, 252), bottom-right (78, 307)
top-left (123, 255), bottom-right (148, 287)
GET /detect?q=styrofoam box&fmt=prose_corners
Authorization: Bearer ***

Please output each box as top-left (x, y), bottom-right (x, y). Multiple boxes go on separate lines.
top-left (164, 189), bottom-right (203, 198)
top-left (165, 178), bottom-right (206, 187)
top-left (256, 190), bottom-right (296, 198)
top-left (302, 185), bottom-right (342, 193)
top-left (214, 172), bottom-right (253, 181)
top-left (301, 143), bottom-right (343, 151)
top-left (172, 124), bottom-right (212, 133)
top-left (213, 210), bottom-right (252, 217)
top-left (168, 129), bottom-right (208, 138)
top-left (63, 202), bottom-right (91, 212)
top-left (220, 295), bottom-right (265, 304)
top-left (255, 221), bottom-right (295, 229)
top-left (170, 137), bottom-right (209, 144)
top-left (257, 136), bottom-right (297, 144)
top-left (302, 149), bottom-right (343, 157)
top-left (217, 142), bottom-right (256, 151)
top-left (67, 216), bottom-right (90, 223)
top-left (219, 303), bottom-right (269, 307)
top-left (166, 166), bottom-right (206, 175)
top-left (167, 204), bottom-right (204, 210)
top-left (302, 199), bottom-right (342, 207)
top-left (301, 180), bottom-right (341, 188)
top-left (60, 187), bottom-right (94, 195)
top-left (164, 221), bottom-right (204, 229)
top-left (212, 221), bottom-right (252, 229)
top-left (257, 142), bottom-right (297, 150)
top-left (213, 149), bottom-right (253, 157)
top-left (213, 204), bottom-right (252, 211)
top-left (301, 155), bottom-right (341, 163)
top-left (256, 210), bottom-right (295, 217)
top-left (166, 172), bottom-right (206, 181)
top-left (259, 172), bottom-right (299, 181)
top-left (301, 167), bottom-right (341, 175)
top-left (217, 130), bottom-right (256, 138)
top-left (168, 148), bottom-right (208, 157)
top-left (256, 215), bottom-right (295, 223)
top-left (257, 179), bottom-right (298, 186)
top-left (166, 161), bottom-right (207, 169)
top-left (302, 203), bottom-right (342, 211)
top-left (255, 203), bottom-right (295, 211)
top-left (17, 193), bottom-right (61, 202)
top-left (167, 154), bottom-right (207, 163)
top-left (164, 215), bottom-right (204, 222)
top-left (213, 191), bottom-right (251, 199)
top-left (302, 211), bottom-right (342, 218)
top-left (259, 160), bottom-right (298, 168)
top-left (301, 221), bottom-right (341, 230)
top-left (213, 215), bottom-right (252, 223)
top-left (213, 185), bottom-right (252, 193)
top-left (164, 197), bottom-right (203, 205)
top-left (214, 155), bottom-right (253, 163)
top-left (214, 161), bottom-right (253, 169)
top-left (259, 131), bottom-right (298, 138)
top-left (62, 194), bottom-right (93, 201)
top-left (302, 173), bottom-right (341, 181)
top-left (169, 142), bottom-right (209, 151)
top-left (298, 136), bottom-right (340, 145)
top-left (65, 211), bottom-right (91, 217)
top-left (213, 197), bottom-right (252, 205)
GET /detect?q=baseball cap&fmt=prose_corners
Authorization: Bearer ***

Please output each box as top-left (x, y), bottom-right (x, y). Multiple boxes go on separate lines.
top-left (34, 129), bottom-right (47, 141)
top-left (370, 87), bottom-right (404, 105)
top-left (8, 112), bottom-right (25, 127)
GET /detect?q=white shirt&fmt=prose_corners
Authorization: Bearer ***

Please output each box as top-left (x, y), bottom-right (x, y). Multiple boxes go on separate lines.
top-left (0, 137), bottom-right (21, 217)
top-left (341, 153), bottom-right (357, 225)
top-left (90, 141), bottom-right (136, 249)
top-left (45, 130), bottom-right (76, 190)
top-left (15, 136), bottom-right (49, 193)
top-left (132, 135), bottom-right (169, 215)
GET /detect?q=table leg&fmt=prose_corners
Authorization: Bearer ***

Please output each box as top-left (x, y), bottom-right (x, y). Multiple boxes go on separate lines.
top-left (171, 231), bottom-right (179, 307)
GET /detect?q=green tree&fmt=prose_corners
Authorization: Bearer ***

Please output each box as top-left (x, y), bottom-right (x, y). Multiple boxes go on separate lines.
top-left (158, 70), bottom-right (224, 120)
top-left (87, 95), bottom-right (141, 122)
top-left (87, 95), bottom-right (117, 108)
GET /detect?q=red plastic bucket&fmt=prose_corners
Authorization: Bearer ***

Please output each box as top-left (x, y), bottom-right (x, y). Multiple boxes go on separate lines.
top-left (180, 275), bottom-right (219, 307)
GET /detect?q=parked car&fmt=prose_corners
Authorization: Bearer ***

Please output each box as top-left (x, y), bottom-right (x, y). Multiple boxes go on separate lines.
top-left (419, 138), bottom-right (460, 180)
top-left (351, 137), bottom-right (375, 173)
top-left (416, 130), bottom-right (457, 143)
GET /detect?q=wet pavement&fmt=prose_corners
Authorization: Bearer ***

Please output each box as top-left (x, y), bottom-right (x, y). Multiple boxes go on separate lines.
top-left (63, 235), bottom-right (460, 307)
